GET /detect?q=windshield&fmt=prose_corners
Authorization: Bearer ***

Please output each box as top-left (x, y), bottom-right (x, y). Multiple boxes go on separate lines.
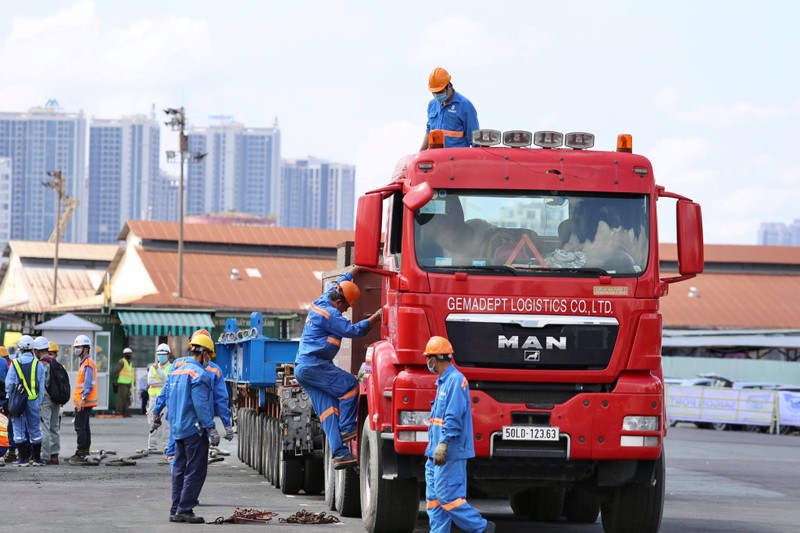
top-left (414, 191), bottom-right (649, 276)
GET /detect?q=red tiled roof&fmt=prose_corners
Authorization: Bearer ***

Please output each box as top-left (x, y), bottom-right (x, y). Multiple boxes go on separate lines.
top-left (127, 248), bottom-right (335, 312)
top-left (123, 220), bottom-right (353, 248)
top-left (660, 243), bottom-right (800, 264)
top-left (660, 272), bottom-right (800, 329)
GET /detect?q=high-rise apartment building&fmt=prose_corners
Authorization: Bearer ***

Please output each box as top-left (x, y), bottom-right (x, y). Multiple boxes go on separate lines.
top-left (279, 157), bottom-right (355, 230)
top-left (758, 221), bottom-right (800, 246)
top-left (150, 170), bottom-right (179, 223)
top-left (0, 158), bottom-right (11, 249)
top-left (186, 120), bottom-right (280, 218)
top-left (0, 103), bottom-right (87, 243)
top-left (87, 116), bottom-right (160, 243)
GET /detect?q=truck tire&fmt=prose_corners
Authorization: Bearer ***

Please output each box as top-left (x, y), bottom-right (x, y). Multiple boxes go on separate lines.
top-left (359, 424), bottom-right (419, 533)
top-left (601, 453), bottom-right (665, 533)
top-left (335, 463), bottom-right (361, 517)
top-left (241, 409), bottom-right (251, 466)
top-left (324, 439), bottom-right (337, 510)
top-left (304, 457), bottom-right (325, 495)
top-left (247, 410), bottom-right (256, 468)
top-left (237, 410), bottom-right (245, 461)
top-left (271, 418), bottom-right (282, 488)
top-left (563, 486), bottom-right (601, 523)
top-left (256, 414), bottom-right (265, 475)
top-left (264, 416), bottom-right (274, 482)
top-left (281, 455), bottom-right (304, 495)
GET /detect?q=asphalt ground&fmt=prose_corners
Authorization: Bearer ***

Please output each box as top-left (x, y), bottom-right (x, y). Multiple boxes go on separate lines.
top-left (2, 416), bottom-right (799, 533)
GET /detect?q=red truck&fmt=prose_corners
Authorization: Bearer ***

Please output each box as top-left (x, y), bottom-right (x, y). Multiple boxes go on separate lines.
top-left (325, 130), bottom-right (704, 533)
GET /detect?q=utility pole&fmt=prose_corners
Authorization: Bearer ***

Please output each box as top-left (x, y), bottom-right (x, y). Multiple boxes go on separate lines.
top-left (43, 170), bottom-right (65, 305)
top-left (164, 107), bottom-right (187, 298)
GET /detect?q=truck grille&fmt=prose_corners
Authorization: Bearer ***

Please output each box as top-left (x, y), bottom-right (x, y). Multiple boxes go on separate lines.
top-left (472, 381), bottom-right (603, 408)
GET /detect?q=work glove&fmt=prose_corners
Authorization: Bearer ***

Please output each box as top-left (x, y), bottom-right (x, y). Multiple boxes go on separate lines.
top-left (433, 442), bottom-right (448, 466)
top-left (224, 426), bottom-right (235, 441)
top-left (209, 427), bottom-right (221, 447)
top-left (149, 413), bottom-right (162, 434)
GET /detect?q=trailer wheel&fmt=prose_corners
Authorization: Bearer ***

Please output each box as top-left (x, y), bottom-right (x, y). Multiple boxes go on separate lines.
top-left (563, 486), bottom-right (601, 523)
top-left (256, 414), bottom-right (265, 475)
top-left (271, 418), bottom-right (282, 489)
top-left (335, 462), bottom-right (361, 517)
top-left (324, 439), bottom-right (337, 510)
top-left (360, 423), bottom-right (419, 533)
top-left (241, 409), bottom-right (250, 466)
top-left (264, 416), bottom-right (273, 482)
top-left (247, 410), bottom-right (256, 468)
top-left (601, 453), bottom-right (665, 533)
top-left (237, 410), bottom-right (245, 462)
top-left (304, 457), bottom-right (325, 495)
top-left (281, 455), bottom-right (304, 495)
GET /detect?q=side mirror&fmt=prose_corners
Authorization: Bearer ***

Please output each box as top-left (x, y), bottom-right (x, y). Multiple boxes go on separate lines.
top-left (403, 182), bottom-right (434, 211)
top-left (355, 194), bottom-right (383, 268)
top-left (676, 199), bottom-right (704, 276)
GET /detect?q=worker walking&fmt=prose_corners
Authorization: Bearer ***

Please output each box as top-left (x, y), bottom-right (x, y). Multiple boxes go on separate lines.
top-left (147, 343), bottom-right (172, 452)
top-left (295, 265), bottom-right (382, 469)
top-left (69, 335), bottom-right (98, 465)
top-left (113, 347), bottom-right (134, 417)
top-left (420, 66), bottom-right (480, 150)
top-left (166, 335), bottom-right (218, 524)
top-left (5, 335), bottom-right (46, 466)
top-left (423, 336), bottom-right (495, 533)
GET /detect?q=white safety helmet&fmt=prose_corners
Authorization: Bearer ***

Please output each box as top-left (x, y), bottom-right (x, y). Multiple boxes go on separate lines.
top-left (156, 343), bottom-right (171, 355)
top-left (73, 334), bottom-right (92, 347)
top-left (122, 347), bottom-right (133, 355)
top-left (33, 336), bottom-right (50, 351)
top-left (18, 335), bottom-right (34, 351)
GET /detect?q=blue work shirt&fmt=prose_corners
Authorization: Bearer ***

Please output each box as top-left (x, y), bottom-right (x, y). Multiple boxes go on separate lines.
top-left (165, 357), bottom-right (215, 440)
top-left (425, 90), bottom-right (480, 148)
top-left (5, 352), bottom-right (46, 407)
top-left (296, 272), bottom-right (370, 366)
top-left (0, 359), bottom-right (8, 386)
top-left (80, 355), bottom-right (94, 399)
top-left (155, 356), bottom-right (231, 427)
top-left (425, 364), bottom-right (475, 460)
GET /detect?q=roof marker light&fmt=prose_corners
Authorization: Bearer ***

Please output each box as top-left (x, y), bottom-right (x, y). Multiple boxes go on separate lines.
top-left (472, 129), bottom-right (502, 146)
top-left (533, 131), bottom-right (563, 148)
top-left (565, 132), bottom-right (595, 150)
top-left (502, 130), bottom-right (532, 148)
top-left (617, 134), bottom-right (633, 153)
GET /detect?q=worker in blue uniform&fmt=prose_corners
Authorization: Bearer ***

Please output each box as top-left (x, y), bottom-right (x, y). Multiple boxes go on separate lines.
top-left (152, 331), bottom-right (233, 470)
top-left (295, 265), bottom-right (382, 469)
top-left (423, 336), bottom-right (495, 533)
top-left (4, 335), bottom-right (46, 466)
top-left (421, 66), bottom-right (480, 150)
top-left (166, 334), bottom-right (219, 524)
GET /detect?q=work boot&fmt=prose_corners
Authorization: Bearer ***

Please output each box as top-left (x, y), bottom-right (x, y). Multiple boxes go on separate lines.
top-left (14, 443), bottom-right (30, 466)
top-left (483, 520), bottom-right (496, 533)
top-left (172, 511), bottom-right (204, 523)
top-left (30, 443), bottom-right (45, 466)
top-left (49, 454), bottom-right (59, 465)
top-left (340, 429), bottom-right (357, 443)
top-left (332, 453), bottom-right (357, 470)
top-left (5, 449), bottom-right (16, 463)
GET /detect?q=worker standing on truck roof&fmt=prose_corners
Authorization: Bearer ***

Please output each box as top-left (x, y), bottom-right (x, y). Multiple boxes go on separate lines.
top-left (295, 265), bottom-right (382, 470)
top-left (421, 66), bottom-right (480, 150)
top-left (423, 336), bottom-right (495, 533)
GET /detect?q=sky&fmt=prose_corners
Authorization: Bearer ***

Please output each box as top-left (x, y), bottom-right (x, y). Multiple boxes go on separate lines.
top-left (0, 0), bottom-right (797, 244)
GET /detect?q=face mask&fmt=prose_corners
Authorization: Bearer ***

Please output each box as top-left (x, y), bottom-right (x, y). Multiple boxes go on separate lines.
top-left (433, 92), bottom-right (448, 104)
top-left (426, 358), bottom-right (437, 374)
top-left (73, 347), bottom-right (83, 357)
top-left (157, 354), bottom-right (168, 364)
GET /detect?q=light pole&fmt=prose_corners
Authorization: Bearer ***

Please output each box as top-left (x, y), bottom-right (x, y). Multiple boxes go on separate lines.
top-left (43, 170), bottom-right (65, 305)
top-left (164, 107), bottom-right (207, 299)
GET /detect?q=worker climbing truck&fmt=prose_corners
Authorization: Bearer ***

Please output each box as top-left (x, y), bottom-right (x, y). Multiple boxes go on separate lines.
top-left (215, 314), bottom-right (327, 496)
top-left (326, 130), bottom-right (704, 533)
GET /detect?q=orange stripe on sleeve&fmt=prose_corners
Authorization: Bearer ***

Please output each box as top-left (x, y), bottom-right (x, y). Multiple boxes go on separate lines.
top-left (339, 387), bottom-right (358, 400)
top-left (442, 498), bottom-right (467, 511)
top-left (310, 303), bottom-right (331, 319)
top-left (426, 499), bottom-right (441, 509)
top-left (327, 337), bottom-right (341, 347)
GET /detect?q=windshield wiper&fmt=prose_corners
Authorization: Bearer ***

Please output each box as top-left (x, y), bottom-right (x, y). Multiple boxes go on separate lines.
top-left (433, 265), bottom-right (519, 276)
top-left (521, 266), bottom-right (610, 277)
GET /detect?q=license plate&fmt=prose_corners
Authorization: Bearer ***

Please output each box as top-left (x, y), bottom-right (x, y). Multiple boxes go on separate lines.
top-left (502, 426), bottom-right (560, 441)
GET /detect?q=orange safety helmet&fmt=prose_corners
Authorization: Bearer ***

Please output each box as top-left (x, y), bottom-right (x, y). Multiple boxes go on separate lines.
top-left (338, 280), bottom-right (361, 306)
top-left (0, 346), bottom-right (8, 357)
top-left (423, 336), bottom-right (453, 359)
top-left (428, 67), bottom-right (451, 92)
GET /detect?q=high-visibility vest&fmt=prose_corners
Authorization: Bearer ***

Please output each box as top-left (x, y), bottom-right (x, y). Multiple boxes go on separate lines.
top-left (117, 358), bottom-right (134, 385)
top-left (0, 413), bottom-right (9, 447)
top-left (73, 357), bottom-right (99, 408)
top-left (12, 358), bottom-right (39, 400)
top-left (147, 363), bottom-right (167, 397)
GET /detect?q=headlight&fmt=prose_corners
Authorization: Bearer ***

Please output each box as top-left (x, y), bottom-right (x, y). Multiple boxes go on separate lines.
top-left (622, 416), bottom-right (659, 431)
top-left (398, 410), bottom-right (431, 426)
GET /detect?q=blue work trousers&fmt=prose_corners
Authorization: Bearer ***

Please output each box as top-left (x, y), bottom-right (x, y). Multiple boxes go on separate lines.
top-left (13, 402), bottom-right (42, 444)
top-left (171, 430), bottom-right (209, 515)
top-left (425, 457), bottom-right (487, 533)
top-left (295, 360), bottom-right (358, 458)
